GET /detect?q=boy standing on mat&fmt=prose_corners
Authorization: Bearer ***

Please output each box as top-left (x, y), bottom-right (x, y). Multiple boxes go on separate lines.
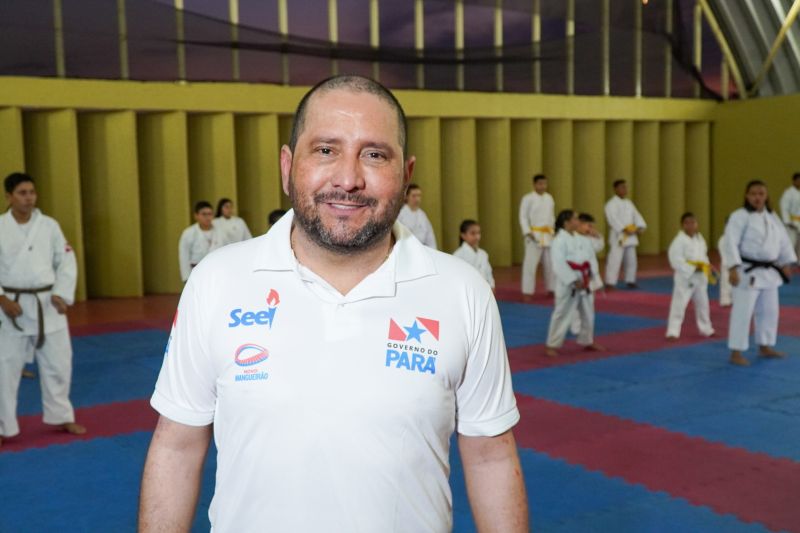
top-left (0, 172), bottom-right (84, 447)
top-left (604, 179), bottom-right (647, 289)
top-left (519, 174), bottom-right (555, 296)
top-left (665, 212), bottom-right (716, 340)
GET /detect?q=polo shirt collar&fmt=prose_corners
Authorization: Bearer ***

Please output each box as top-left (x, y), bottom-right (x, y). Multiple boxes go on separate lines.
top-left (252, 209), bottom-right (437, 294)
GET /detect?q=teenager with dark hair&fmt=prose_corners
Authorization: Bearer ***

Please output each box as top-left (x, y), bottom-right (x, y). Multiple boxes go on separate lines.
top-left (604, 180), bottom-right (646, 288)
top-left (722, 180), bottom-right (796, 366)
top-left (453, 219), bottom-right (494, 288)
top-left (1, 173), bottom-right (84, 447)
top-left (178, 201), bottom-right (225, 282)
top-left (397, 183), bottom-right (437, 248)
top-left (545, 210), bottom-right (603, 358)
top-left (214, 198), bottom-right (252, 244)
top-left (665, 213), bottom-right (715, 340)
top-left (519, 174), bottom-right (555, 296)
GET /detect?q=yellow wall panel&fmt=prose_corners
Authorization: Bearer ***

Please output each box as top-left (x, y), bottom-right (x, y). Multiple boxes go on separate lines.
top-left (78, 111), bottom-right (143, 297)
top-left (685, 122), bottom-right (711, 238)
top-left (407, 118), bottom-right (443, 247)
top-left (542, 120), bottom-right (573, 212)
top-left (0, 108), bottom-right (25, 178)
top-left (510, 120), bottom-right (542, 264)
top-left (440, 119), bottom-right (478, 253)
top-left (187, 113), bottom-right (237, 208)
top-left (573, 121), bottom-right (606, 237)
top-left (23, 110), bottom-right (87, 301)
top-left (476, 119), bottom-right (512, 266)
top-left (659, 122), bottom-right (686, 248)
top-left (633, 122), bottom-right (660, 254)
top-left (138, 112), bottom-right (190, 294)
top-left (605, 121), bottom-right (634, 198)
top-left (235, 114), bottom-right (283, 236)
top-left (711, 93), bottom-right (800, 240)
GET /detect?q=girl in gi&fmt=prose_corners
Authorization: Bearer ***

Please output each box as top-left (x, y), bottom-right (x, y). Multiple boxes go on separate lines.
top-left (453, 220), bottom-right (495, 289)
top-left (545, 210), bottom-right (603, 358)
top-left (722, 180), bottom-right (796, 366)
top-left (665, 212), bottom-right (716, 340)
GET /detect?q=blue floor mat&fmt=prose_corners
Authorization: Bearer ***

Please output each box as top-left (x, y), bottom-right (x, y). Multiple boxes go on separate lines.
top-left (498, 301), bottom-right (662, 348)
top-left (635, 275), bottom-right (800, 307)
top-left (513, 336), bottom-right (800, 460)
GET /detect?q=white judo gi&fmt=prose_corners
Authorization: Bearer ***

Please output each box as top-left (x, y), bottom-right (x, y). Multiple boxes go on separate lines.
top-left (546, 230), bottom-right (599, 348)
top-left (214, 215), bottom-right (252, 244)
top-left (397, 205), bottom-right (437, 249)
top-left (0, 209), bottom-right (78, 438)
top-left (453, 242), bottom-right (495, 289)
top-left (718, 234), bottom-right (732, 306)
top-left (722, 208), bottom-right (797, 352)
top-left (779, 185), bottom-right (800, 259)
top-left (178, 223), bottom-right (226, 282)
top-left (604, 195), bottom-right (647, 286)
top-left (519, 191), bottom-right (555, 295)
top-left (570, 234), bottom-right (604, 335)
top-left (665, 231), bottom-right (715, 338)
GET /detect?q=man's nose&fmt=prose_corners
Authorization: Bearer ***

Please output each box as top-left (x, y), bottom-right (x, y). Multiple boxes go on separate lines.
top-left (329, 154), bottom-right (365, 192)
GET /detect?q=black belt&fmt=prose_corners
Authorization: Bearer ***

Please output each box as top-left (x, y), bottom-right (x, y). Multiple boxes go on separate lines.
top-left (740, 257), bottom-right (790, 284)
top-left (2, 285), bottom-right (54, 348)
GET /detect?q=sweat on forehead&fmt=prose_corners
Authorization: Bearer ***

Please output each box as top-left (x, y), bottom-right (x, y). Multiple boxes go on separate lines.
top-left (288, 75), bottom-right (407, 155)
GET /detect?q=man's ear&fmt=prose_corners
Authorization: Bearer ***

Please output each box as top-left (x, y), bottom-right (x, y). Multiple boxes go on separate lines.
top-left (280, 145), bottom-right (293, 196)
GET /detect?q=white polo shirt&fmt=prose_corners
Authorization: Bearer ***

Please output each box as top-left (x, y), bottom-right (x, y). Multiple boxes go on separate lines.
top-left (152, 210), bottom-right (519, 533)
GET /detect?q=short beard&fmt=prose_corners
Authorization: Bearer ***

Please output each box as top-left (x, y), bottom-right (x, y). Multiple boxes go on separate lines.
top-left (289, 180), bottom-right (403, 255)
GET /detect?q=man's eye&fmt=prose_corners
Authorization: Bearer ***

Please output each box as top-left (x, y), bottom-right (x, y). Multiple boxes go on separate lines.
top-left (317, 147), bottom-right (333, 155)
top-left (366, 151), bottom-right (386, 160)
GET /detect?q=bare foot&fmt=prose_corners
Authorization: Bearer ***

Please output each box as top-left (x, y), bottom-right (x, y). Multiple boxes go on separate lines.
top-left (545, 347), bottom-right (559, 358)
top-left (704, 331), bottom-right (716, 338)
top-left (583, 343), bottom-right (605, 352)
top-left (21, 369), bottom-right (36, 379)
top-left (730, 351), bottom-right (750, 366)
top-left (665, 336), bottom-right (679, 342)
top-left (62, 422), bottom-right (87, 435)
top-left (758, 346), bottom-right (785, 358)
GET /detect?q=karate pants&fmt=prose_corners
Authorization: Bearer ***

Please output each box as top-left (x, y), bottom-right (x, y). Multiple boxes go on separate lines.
top-left (605, 243), bottom-right (638, 285)
top-left (727, 284), bottom-right (779, 351)
top-left (547, 286), bottom-right (594, 348)
top-left (666, 273), bottom-right (714, 338)
top-left (521, 239), bottom-right (554, 295)
top-left (719, 267), bottom-right (732, 306)
top-left (0, 327), bottom-right (75, 437)
top-left (789, 227), bottom-right (800, 263)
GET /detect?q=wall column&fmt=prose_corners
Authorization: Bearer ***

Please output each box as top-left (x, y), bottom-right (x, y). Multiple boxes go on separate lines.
top-left (510, 119), bottom-right (542, 264)
top-left (235, 114), bottom-right (283, 236)
top-left (407, 118), bottom-right (443, 246)
top-left (138, 111), bottom-right (190, 294)
top-left (187, 113), bottom-right (238, 207)
top-left (685, 121), bottom-right (711, 238)
top-left (78, 111), bottom-right (142, 297)
top-left (633, 121), bottom-right (660, 254)
top-left (23, 110), bottom-right (87, 301)
top-left (476, 119), bottom-right (512, 265)
top-left (659, 122), bottom-right (686, 248)
top-left (542, 120), bottom-right (574, 212)
top-left (440, 119), bottom-right (478, 252)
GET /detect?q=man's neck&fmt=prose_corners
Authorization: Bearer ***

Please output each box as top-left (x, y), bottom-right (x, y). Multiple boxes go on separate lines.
top-left (291, 224), bottom-right (394, 295)
top-left (199, 223), bottom-right (212, 231)
top-left (407, 204), bottom-right (420, 212)
top-left (11, 209), bottom-right (32, 224)
top-left (616, 194), bottom-right (626, 200)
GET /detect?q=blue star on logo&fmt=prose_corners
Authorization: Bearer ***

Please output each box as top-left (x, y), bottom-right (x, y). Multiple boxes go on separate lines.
top-left (404, 320), bottom-right (426, 343)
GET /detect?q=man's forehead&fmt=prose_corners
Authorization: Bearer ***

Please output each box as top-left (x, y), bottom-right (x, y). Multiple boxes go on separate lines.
top-left (303, 89), bottom-right (399, 128)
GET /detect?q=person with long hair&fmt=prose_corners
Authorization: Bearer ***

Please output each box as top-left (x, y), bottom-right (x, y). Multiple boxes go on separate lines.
top-left (545, 209), bottom-right (603, 358)
top-left (452, 219), bottom-right (494, 288)
top-left (722, 180), bottom-right (796, 366)
top-left (214, 198), bottom-right (252, 244)
top-left (397, 184), bottom-right (437, 248)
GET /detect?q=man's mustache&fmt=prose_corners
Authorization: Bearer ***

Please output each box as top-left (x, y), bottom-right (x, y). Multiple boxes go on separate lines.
top-left (314, 191), bottom-right (378, 207)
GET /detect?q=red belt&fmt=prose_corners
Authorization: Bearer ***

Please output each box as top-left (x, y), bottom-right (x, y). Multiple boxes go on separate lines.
top-left (567, 261), bottom-right (592, 289)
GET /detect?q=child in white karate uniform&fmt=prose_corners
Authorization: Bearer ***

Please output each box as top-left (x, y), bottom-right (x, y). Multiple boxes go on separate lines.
top-left (452, 220), bottom-right (494, 289)
top-left (665, 212), bottom-right (716, 340)
top-left (546, 210), bottom-right (604, 358)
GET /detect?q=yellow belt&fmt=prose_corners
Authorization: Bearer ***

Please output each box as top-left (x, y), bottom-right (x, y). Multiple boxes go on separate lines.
top-left (687, 260), bottom-right (718, 285)
top-left (619, 224), bottom-right (638, 246)
top-left (791, 214), bottom-right (800, 222)
top-left (530, 226), bottom-right (553, 245)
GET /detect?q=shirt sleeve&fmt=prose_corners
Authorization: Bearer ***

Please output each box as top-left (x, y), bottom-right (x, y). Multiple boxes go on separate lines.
top-left (150, 276), bottom-right (217, 426)
top-left (633, 204), bottom-right (647, 229)
top-left (51, 222), bottom-right (78, 305)
top-left (780, 189), bottom-right (792, 225)
top-left (605, 200), bottom-right (624, 233)
top-left (668, 235), bottom-right (694, 277)
top-left (518, 195), bottom-right (530, 236)
top-left (721, 212), bottom-right (745, 267)
top-left (776, 215), bottom-right (799, 265)
top-left (455, 291), bottom-right (519, 437)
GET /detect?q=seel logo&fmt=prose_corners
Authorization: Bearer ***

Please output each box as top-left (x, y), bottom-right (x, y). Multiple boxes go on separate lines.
top-left (385, 317), bottom-right (440, 375)
top-left (234, 343), bottom-right (270, 382)
top-left (229, 289), bottom-right (280, 329)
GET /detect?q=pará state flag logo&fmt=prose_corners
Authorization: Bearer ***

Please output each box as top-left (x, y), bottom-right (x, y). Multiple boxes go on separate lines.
top-left (385, 317), bottom-right (440, 374)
